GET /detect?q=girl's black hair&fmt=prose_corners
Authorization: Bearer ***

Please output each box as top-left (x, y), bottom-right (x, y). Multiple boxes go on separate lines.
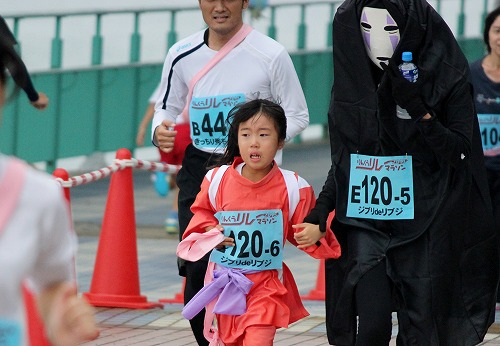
top-left (216, 98), bottom-right (287, 167)
top-left (484, 7), bottom-right (500, 53)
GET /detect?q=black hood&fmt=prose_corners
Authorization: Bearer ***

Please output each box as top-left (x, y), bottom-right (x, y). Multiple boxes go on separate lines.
top-left (333, 0), bottom-right (469, 111)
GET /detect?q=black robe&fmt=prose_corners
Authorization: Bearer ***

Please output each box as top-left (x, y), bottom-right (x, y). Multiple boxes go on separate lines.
top-left (318, 0), bottom-right (499, 344)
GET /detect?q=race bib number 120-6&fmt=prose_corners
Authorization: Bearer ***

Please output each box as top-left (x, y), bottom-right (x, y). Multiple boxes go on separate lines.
top-left (209, 210), bottom-right (284, 270)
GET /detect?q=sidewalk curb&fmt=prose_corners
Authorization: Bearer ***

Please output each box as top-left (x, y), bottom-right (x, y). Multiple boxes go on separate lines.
top-left (75, 222), bottom-right (177, 239)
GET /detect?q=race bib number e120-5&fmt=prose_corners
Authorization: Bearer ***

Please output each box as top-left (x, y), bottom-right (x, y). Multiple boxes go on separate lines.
top-left (347, 154), bottom-right (414, 220)
top-left (189, 94), bottom-right (245, 150)
top-left (209, 210), bottom-right (283, 270)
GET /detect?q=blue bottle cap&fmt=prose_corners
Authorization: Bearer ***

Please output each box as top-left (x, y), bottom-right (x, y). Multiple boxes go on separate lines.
top-left (402, 51), bottom-right (413, 62)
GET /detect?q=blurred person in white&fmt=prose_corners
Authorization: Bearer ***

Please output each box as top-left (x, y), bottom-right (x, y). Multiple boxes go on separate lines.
top-left (0, 39), bottom-right (99, 345)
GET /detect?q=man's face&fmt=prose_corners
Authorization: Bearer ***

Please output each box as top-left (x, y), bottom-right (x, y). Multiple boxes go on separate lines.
top-left (199, 0), bottom-right (249, 38)
top-left (360, 6), bottom-right (400, 69)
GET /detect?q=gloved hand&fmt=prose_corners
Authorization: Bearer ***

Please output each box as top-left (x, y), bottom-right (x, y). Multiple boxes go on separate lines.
top-left (303, 200), bottom-right (331, 233)
top-left (381, 61), bottom-right (428, 120)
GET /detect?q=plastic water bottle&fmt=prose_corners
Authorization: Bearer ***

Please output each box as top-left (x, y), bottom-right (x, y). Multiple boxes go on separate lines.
top-left (396, 51), bottom-right (418, 120)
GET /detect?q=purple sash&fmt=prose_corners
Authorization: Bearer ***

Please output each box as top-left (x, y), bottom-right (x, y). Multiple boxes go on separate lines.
top-left (182, 267), bottom-right (257, 319)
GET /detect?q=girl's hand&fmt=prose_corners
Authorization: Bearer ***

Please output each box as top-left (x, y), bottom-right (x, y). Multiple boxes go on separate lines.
top-left (292, 223), bottom-right (325, 249)
top-left (205, 225), bottom-right (223, 233)
top-left (216, 236), bottom-right (235, 249)
top-left (205, 225), bottom-right (235, 249)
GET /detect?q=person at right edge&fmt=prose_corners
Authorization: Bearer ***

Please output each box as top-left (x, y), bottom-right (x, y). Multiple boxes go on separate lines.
top-left (151, 1), bottom-right (309, 345)
top-left (301, 0), bottom-right (499, 345)
top-left (470, 6), bottom-right (500, 310)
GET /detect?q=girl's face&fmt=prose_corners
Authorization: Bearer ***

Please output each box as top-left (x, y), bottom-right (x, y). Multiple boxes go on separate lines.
top-left (237, 112), bottom-right (284, 182)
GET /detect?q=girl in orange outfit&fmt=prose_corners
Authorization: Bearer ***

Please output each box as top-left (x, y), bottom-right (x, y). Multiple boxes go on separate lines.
top-left (178, 99), bottom-right (340, 346)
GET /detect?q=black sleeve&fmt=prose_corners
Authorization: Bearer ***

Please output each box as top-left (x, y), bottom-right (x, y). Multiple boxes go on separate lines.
top-left (316, 163), bottom-right (337, 212)
top-left (18, 73), bottom-right (39, 102)
top-left (416, 81), bottom-right (473, 169)
top-left (0, 16), bottom-right (39, 102)
top-left (0, 16), bottom-right (18, 46)
top-left (318, 85), bottom-right (337, 212)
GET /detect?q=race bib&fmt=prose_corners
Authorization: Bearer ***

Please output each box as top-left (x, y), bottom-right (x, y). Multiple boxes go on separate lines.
top-left (478, 114), bottom-right (500, 155)
top-left (347, 154), bottom-right (414, 220)
top-left (210, 210), bottom-right (284, 270)
top-left (189, 94), bottom-right (246, 150)
top-left (0, 319), bottom-right (22, 346)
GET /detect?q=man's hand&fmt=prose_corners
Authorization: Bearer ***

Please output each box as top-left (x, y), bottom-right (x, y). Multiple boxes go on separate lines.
top-left (154, 120), bottom-right (177, 153)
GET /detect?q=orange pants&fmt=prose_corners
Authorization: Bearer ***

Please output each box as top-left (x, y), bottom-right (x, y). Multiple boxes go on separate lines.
top-left (223, 325), bottom-right (276, 346)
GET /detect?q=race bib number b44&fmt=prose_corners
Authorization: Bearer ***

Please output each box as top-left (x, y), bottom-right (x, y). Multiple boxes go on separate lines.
top-left (189, 94), bottom-right (245, 150)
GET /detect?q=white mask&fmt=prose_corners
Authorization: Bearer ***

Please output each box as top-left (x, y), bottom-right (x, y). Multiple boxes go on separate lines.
top-left (360, 6), bottom-right (400, 69)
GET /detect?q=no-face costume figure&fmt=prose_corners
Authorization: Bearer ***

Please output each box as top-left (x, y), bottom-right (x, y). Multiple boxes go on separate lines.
top-left (306, 0), bottom-right (499, 344)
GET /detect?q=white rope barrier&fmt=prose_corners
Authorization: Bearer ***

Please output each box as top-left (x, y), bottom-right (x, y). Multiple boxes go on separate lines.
top-left (55, 158), bottom-right (180, 188)
top-left (131, 158), bottom-right (179, 174)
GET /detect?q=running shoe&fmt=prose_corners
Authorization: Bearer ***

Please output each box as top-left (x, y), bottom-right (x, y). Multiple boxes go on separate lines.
top-left (165, 210), bottom-right (179, 235)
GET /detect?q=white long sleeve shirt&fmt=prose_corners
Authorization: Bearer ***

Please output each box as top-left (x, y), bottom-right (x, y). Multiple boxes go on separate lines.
top-left (152, 28), bottom-right (309, 155)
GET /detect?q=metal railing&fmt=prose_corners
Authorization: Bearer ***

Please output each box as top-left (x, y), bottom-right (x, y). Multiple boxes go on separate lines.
top-left (4, 0), bottom-right (490, 71)
top-left (0, 0), bottom-right (494, 171)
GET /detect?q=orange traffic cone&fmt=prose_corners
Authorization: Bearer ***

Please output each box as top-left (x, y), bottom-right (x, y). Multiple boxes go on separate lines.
top-left (301, 259), bottom-right (326, 300)
top-left (23, 283), bottom-right (51, 346)
top-left (301, 211), bottom-right (336, 301)
top-left (83, 148), bottom-right (162, 309)
top-left (159, 278), bottom-right (185, 304)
